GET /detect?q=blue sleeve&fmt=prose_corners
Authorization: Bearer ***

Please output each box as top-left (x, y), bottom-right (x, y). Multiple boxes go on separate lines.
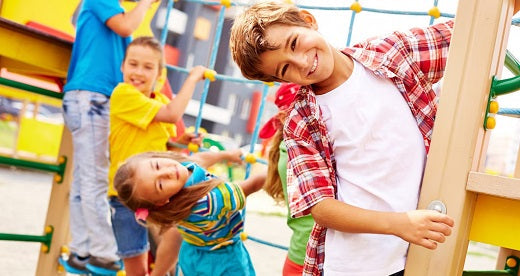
top-left (84, 0), bottom-right (125, 24)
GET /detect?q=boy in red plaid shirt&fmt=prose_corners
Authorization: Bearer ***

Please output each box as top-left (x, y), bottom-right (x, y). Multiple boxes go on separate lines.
top-left (229, 2), bottom-right (467, 275)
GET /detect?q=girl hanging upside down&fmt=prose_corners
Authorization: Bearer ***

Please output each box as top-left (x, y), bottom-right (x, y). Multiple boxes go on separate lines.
top-left (113, 150), bottom-right (266, 276)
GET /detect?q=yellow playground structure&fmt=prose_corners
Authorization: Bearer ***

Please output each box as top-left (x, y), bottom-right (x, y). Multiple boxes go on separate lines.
top-left (0, 0), bottom-right (519, 275)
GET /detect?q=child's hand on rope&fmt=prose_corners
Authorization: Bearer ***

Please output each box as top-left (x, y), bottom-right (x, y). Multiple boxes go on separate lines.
top-left (187, 65), bottom-right (209, 83)
top-left (223, 149), bottom-right (244, 165)
top-left (176, 132), bottom-right (204, 146)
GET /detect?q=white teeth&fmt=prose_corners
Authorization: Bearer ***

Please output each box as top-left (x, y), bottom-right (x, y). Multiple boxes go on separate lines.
top-left (310, 58), bottom-right (317, 74)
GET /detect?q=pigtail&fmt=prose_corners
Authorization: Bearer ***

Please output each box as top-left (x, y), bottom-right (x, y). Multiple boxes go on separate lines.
top-left (263, 129), bottom-right (285, 203)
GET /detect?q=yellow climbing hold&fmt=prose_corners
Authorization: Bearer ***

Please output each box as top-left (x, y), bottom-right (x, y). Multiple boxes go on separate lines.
top-left (54, 174), bottom-right (62, 183)
top-left (244, 153), bottom-right (256, 164)
top-left (240, 232), bottom-right (248, 241)
top-left (41, 244), bottom-right (49, 253)
top-left (428, 6), bottom-right (441, 19)
top-left (188, 142), bottom-right (199, 153)
top-left (220, 0), bottom-right (231, 8)
top-left (58, 156), bottom-right (66, 164)
top-left (489, 100), bottom-right (499, 114)
top-left (350, 2), bottom-right (362, 13)
top-left (116, 270), bottom-right (127, 276)
top-left (204, 69), bottom-right (217, 82)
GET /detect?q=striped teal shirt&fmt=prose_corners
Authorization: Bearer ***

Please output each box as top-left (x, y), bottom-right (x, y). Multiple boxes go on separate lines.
top-left (177, 163), bottom-right (246, 250)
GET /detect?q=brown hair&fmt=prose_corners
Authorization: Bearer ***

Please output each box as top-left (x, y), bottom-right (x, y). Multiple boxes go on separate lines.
top-left (124, 36), bottom-right (165, 72)
top-left (229, 1), bottom-right (309, 82)
top-left (263, 128), bottom-right (285, 203)
top-left (114, 151), bottom-right (221, 230)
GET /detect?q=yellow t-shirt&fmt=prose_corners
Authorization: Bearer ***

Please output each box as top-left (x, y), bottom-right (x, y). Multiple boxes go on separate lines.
top-left (108, 83), bottom-right (176, 196)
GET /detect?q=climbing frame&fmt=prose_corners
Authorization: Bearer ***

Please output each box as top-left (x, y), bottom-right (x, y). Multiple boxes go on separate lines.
top-left (405, 0), bottom-right (520, 275)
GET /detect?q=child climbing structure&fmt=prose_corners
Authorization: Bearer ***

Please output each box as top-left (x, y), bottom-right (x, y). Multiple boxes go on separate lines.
top-left (405, 0), bottom-right (520, 275)
top-left (1, 0), bottom-right (520, 275)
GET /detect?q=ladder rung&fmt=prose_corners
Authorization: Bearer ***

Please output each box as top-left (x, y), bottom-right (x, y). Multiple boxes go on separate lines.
top-left (467, 172), bottom-right (520, 200)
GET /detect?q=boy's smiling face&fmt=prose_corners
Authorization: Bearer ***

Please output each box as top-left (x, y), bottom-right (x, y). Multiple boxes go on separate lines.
top-left (121, 45), bottom-right (162, 96)
top-left (258, 22), bottom-right (335, 87)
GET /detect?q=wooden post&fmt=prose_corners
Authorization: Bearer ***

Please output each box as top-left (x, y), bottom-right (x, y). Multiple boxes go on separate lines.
top-left (404, 0), bottom-right (516, 275)
top-left (35, 128), bottom-right (73, 276)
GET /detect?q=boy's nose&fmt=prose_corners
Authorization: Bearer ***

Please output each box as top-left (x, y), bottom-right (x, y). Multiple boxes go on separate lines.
top-left (289, 53), bottom-right (308, 70)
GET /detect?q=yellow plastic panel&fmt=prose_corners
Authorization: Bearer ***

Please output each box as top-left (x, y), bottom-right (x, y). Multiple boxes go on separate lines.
top-left (0, 0), bottom-right (80, 35)
top-left (469, 194), bottom-right (520, 251)
top-left (17, 117), bottom-right (64, 158)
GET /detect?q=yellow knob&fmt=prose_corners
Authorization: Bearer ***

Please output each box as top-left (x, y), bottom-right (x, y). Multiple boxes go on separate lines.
top-left (350, 2), bottom-right (362, 13)
top-left (41, 244), bottom-right (49, 253)
top-left (44, 225), bottom-right (53, 234)
top-left (54, 174), bottom-right (62, 183)
top-left (57, 264), bottom-right (65, 272)
top-left (60, 245), bottom-right (70, 254)
top-left (220, 0), bottom-right (231, 8)
top-left (204, 70), bottom-right (217, 82)
top-left (506, 257), bottom-right (517, 268)
top-left (244, 153), bottom-right (256, 164)
top-left (116, 270), bottom-right (127, 276)
top-left (240, 232), bottom-right (248, 241)
top-left (188, 142), bottom-right (199, 153)
top-left (485, 116), bottom-right (496, 129)
top-left (489, 100), bottom-right (499, 114)
top-left (58, 156), bottom-right (66, 164)
top-left (428, 7), bottom-right (441, 19)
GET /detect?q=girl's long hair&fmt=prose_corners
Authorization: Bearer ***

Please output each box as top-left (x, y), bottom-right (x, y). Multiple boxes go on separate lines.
top-left (263, 129), bottom-right (285, 203)
top-left (114, 151), bottom-right (221, 230)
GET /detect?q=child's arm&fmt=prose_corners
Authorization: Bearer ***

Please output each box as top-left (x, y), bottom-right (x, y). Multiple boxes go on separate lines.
top-left (150, 227), bottom-right (182, 276)
top-left (239, 173), bottom-right (266, 197)
top-left (106, 0), bottom-right (159, 37)
top-left (311, 198), bottom-right (455, 249)
top-left (173, 132), bottom-right (204, 146)
top-left (154, 66), bottom-right (207, 123)
top-left (191, 149), bottom-right (243, 169)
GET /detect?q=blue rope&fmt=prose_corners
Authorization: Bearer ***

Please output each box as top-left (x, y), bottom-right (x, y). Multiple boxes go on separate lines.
top-left (245, 84), bottom-right (270, 178)
top-left (247, 235), bottom-right (289, 251)
top-left (194, 7), bottom-right (227, 135)
top-left (498, 108), bottom-right (520, 118)
top-left (159, 0), bottom-right (174, 45)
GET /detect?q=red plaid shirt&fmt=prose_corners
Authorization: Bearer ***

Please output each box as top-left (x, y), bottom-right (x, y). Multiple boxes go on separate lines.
top-left (284, 20), bottom-right (454, 275)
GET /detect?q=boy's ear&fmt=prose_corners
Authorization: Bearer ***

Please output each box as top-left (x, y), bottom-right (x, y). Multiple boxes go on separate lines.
top-left (299, 10), bottom-right (318, 30)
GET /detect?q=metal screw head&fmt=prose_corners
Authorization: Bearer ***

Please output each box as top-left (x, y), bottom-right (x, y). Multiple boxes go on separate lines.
top-left (427, 200), bottom-right (447, 214)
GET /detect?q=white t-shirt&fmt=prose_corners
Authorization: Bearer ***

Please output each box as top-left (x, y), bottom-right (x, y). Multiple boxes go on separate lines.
top-left (316, 60), bottom-right (426, 276)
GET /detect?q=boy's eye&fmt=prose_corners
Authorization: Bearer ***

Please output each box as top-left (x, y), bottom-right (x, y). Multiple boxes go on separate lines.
top-left (155, 161), bottom-right (160, 170)
top-left (158, 180), bottom-right (163, 191)
top-left (291, 37), bottom-right (297, 51)
top-left (281, 64), bottom-right (288, 78)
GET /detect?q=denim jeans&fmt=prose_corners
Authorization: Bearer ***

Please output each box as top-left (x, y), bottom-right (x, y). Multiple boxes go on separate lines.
top-left (62, 90), bottom-right (118, 261)
top-left (109, 197), bottom-right (150, 258)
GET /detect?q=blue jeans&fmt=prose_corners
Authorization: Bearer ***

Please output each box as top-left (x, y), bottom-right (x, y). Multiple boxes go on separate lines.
top-left (109, 197), bottom-right (150, 258)
top-left (62, 90), bottom-right (118, 261)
